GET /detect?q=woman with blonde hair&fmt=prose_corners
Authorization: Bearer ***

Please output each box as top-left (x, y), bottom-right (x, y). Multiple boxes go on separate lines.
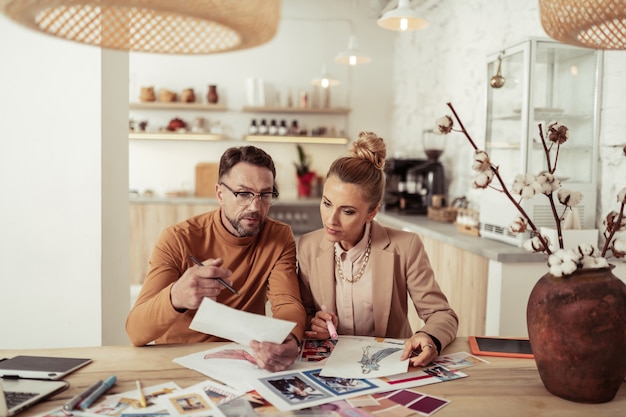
top-left (297, 131), bottom-right (458, 366)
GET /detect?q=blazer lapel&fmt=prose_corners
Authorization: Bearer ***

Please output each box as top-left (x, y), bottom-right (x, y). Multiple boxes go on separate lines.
top-left (312, 236), bottom-right (337, 311)
top-left (370, 222), bottom-right (395, 337)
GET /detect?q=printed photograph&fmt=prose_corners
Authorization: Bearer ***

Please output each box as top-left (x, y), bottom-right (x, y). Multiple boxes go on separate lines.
top-left (168, 393), bottom-right (211, 414)
top-left (260, 373), bottom-right (330, 405)
top-left (303, 369), bottom-right (378, 396)
top-left (299, 339), bottom-right (337, 362)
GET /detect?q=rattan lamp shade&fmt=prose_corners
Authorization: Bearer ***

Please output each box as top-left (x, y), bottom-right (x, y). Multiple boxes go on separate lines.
top-left (539, 0), bottom-right (626, 50)
top-left (0, 0), bottom-right (281, 54)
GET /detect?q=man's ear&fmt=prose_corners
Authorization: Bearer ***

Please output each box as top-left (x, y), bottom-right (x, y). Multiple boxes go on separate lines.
top-left (216, 182), bottom-right (224, 206)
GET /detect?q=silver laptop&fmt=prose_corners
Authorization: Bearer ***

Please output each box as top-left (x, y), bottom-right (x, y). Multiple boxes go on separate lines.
top-left (0, 378), bottom-right (69, 417)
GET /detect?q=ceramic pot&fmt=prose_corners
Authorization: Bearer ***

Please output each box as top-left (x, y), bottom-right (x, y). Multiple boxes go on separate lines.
top-left (297, 174), bottom-right (314, 197)
top-left (207, 85), bottom-right (219, 104)
top-left (526, 265), bottom-right (626, 403)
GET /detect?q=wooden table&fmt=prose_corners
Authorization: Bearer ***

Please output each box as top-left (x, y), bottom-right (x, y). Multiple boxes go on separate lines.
top-left (2, 338), bottom-right (624, 416)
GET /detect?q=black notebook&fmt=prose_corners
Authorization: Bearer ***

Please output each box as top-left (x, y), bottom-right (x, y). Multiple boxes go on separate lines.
top-left (0, 356), bottom-right (91, 380)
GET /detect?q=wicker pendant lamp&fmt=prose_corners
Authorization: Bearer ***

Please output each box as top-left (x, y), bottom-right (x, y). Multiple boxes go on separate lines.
top-left (539, 0), bottom-right (626, 50)
top-left (0, 0), bottom-right (281, 54)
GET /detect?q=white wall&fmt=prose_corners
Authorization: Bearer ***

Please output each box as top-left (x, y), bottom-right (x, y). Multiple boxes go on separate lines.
top-left (0, 16), bottom-right (129, 348)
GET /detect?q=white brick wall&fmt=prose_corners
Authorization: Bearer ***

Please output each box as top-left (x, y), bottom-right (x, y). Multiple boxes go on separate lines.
top-left (389, 0), bottom-right (626, 226)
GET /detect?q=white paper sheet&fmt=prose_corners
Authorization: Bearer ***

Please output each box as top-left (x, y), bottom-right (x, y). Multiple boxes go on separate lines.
top-left (173, 343), bottom-right (273, 392)
top-left (189, 297), bottom-right (296, 345)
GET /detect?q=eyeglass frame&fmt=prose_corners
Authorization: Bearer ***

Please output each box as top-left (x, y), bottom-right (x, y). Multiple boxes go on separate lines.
top-left (219, 182), bottom-right (279, 206)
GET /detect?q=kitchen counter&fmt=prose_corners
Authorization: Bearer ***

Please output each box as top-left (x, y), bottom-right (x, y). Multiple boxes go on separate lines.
top-left (375, 211), bottom-right (544, 264)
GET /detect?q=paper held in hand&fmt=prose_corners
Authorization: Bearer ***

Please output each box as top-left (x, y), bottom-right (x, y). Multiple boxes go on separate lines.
top-left (189, 297), bottom-right (296, 346)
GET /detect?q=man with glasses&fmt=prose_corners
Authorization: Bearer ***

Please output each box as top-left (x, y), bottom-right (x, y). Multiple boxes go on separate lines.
top-left (126, 146), bottom-right (306, 372)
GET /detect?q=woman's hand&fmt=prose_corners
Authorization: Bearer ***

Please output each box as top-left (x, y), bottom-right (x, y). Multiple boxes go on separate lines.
top-left (304, 309), bottom-right (338, 340)
top-left (401, 332), bottom-right (438, 367)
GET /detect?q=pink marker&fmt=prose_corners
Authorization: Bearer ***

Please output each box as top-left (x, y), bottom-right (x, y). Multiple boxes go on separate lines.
top-left (321, 304), bottom-right (338, 339)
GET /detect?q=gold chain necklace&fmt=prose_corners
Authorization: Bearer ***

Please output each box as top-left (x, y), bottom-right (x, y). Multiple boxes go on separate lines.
top-left (334, 234), bottom-right (372, 283)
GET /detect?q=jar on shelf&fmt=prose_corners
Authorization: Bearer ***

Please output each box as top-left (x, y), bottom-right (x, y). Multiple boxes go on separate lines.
top-left (278, 120), bottom-right (288, 136)
top-left (207, 85), bottom-right (219, 104)
top-left (249, 119), bottom-right (258, 135)
top-left (268, 119), bottom-right (278, 135)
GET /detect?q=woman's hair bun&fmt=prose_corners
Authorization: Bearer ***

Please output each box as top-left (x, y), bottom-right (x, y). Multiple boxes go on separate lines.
top-left (349, 131), bottom-right (386, 170)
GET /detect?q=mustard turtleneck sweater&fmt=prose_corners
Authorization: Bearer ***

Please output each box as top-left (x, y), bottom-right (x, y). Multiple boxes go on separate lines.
top-left (126, 209), bottom-right (305, 346)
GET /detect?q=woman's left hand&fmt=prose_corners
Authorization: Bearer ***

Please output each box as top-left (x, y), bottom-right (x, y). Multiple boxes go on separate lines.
top-left (400, 333), bottom-right (438, 367)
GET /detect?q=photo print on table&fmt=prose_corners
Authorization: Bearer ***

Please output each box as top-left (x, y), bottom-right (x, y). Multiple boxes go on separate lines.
top-left (262, 372), bottom-right (330, 406)
top-left (302, 369), bottom-right (379, 396)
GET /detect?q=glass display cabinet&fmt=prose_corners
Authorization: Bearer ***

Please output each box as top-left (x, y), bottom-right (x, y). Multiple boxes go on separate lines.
top-left (479, 38), bottom-right (603, 246)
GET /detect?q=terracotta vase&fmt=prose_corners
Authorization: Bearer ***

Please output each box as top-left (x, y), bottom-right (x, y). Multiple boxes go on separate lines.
top-left (207, 85), bottom-right (219, 104)
top-left (526, 265), bottom-right (626, 403)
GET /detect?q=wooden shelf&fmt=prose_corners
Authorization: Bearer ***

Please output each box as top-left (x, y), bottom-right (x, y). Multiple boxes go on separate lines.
top-left (129, 132), bottom-right (226, 141)
top-left (244, 135), bottom-right (348, 144)
top-left (241, 106), bottom-right (351, 115)
top-left (129, 102), bottom-right (228, 111)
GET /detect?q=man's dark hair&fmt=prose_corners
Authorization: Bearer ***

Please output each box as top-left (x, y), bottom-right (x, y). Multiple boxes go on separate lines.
top-left (218, 145), bottom-right (277, 184)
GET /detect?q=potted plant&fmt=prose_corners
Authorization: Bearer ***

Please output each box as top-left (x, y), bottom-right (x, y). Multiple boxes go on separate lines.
top-left (436, 102), bottom-right (626, 404)
top-left (294, 144), bottom-right (316, 197)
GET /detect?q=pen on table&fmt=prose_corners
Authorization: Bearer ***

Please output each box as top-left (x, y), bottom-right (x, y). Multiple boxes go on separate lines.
top-left (189, 255), bottom-right (240, 296)
top-left (320, 304), bottom-right (338, 339)
top-left (62, 380), bottom-right (103, 411)
top-left (136, 380), bottom-right (147, 408)
top-left (78, 375), bottom-right (117, 410)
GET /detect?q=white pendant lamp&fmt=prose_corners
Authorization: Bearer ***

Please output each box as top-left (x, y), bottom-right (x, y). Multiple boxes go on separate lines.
top-left (311, 65), bottom-right (340, 88)
top-left (377, 0), bottom-right (429, 32)
top-left (335, 34), bottom-right (372, 66)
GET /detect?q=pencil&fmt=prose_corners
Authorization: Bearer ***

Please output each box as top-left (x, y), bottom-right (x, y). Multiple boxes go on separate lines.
top-left (136, 380), bottom-right (147, 408)
top-left (189, 255), bottom-right (240, 296)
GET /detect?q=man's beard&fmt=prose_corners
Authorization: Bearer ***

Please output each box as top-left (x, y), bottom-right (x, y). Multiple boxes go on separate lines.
top-left (225, 210), bottom-right (265, 237)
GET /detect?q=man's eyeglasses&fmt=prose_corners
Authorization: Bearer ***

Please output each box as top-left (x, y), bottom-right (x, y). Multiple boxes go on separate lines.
top-left (220, 182), bottom-right (279, 206)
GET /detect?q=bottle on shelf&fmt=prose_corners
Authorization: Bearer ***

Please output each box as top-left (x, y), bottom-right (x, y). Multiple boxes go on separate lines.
top-left (258, 119), bottom-right (268, 135)
top-left (278, 120), bottom-right (288, 136)
top-left (289, 120), bottom-right (299, 135)
top-left (268, 119), bottom-right (278, 135)
top-left (249, 119), bottom-right (258, 135)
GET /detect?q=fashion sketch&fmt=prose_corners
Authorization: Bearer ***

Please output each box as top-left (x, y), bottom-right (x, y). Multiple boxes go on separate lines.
top-left (358, 346), bottom-right (402, 374)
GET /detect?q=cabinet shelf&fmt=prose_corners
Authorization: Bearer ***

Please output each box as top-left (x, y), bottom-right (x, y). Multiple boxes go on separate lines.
top-left (244, 135), bottom-right (348, 145)
top-left (130, 102), bottom-right (228, 111)
top-left (241, 106), bottom-right (351, 115)
top-left (129, 132), bottom-right (225, 141)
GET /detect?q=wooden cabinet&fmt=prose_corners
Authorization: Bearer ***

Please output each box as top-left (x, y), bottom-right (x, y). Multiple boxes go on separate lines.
top-left (406, 234), bottom-right (489, 337)
top-left (130, 202), bottom-right (218, 285)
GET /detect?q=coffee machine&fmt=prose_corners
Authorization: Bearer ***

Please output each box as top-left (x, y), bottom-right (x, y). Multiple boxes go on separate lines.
top-left (384, 158), bottom-right (445, 214)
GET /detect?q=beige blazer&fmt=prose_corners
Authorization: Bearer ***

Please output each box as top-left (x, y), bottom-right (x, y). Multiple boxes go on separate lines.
top-left (297, 220), bottom-right (458, 350)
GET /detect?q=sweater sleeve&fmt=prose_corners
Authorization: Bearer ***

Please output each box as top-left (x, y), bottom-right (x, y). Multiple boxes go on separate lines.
top-left (266, 227), bottom-right (307, 343)
top-left (125, 228), bottom-right (190, 346)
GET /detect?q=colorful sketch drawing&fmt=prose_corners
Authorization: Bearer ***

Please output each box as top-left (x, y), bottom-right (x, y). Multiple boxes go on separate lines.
top-left (259, 372), bottom-right (331, 406)
top-left (358, 345), bottom-right (402, 374)
top-left (303, 369), bottom-right (378, 396)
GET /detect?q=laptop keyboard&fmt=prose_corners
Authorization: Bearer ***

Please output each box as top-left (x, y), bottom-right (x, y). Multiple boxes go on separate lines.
top-left (4, 391), bottom-right (37, 408)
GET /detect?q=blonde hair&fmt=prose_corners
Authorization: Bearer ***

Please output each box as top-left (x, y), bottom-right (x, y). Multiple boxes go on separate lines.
top-left (326, 131), bottom-right (387, 211)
